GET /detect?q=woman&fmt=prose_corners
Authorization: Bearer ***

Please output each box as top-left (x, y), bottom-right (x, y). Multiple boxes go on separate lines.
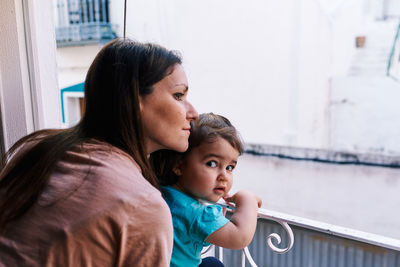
top-left (0, 38), bottom-right (198, 266)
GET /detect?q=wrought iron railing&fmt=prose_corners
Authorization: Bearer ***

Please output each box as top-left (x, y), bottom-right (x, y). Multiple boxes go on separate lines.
top-left (202, 204), bottom-right (296, 267)
top-left (211, 208), bottom-right (400, 267)
top-left (55, 22), bottom-right (115, 46)
top-left (54, 0), bottom-right (116, 46)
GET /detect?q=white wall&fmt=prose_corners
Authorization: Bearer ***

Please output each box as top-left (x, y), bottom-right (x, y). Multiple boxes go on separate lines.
top-left (109, 0), bottom-right (365, 150)
top-left (386, 0), bottom-right (400, 17)
top-left (57, 1), bottom-right (400, 153)
top-left (331, 76), bottom-right (400, 154)
top-left (56, 45), bottom-right (102, 127)
top-left (57, 45), bottom-right (101, 88)
top-left (328, 0), bottom-right (369, 76)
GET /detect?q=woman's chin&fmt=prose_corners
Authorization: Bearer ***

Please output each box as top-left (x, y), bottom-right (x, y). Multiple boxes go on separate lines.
top-left (170, 142), bottom-right (188, 153)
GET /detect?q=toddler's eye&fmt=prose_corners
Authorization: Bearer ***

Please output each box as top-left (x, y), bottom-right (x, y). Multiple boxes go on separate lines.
top-left (173, 93), bottom-right (184, 100)
top-left (226, 165), bottom-right (235, 171)
top-left (206, 161), bottom-right (217, 168)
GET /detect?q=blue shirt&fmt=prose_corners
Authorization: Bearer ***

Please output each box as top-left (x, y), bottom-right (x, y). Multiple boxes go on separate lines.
top-left (162, 186), bottom-right (229, 267)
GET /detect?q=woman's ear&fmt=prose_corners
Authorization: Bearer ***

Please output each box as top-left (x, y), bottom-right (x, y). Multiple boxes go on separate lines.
top-left (138, 95), bottom-right (143, 112)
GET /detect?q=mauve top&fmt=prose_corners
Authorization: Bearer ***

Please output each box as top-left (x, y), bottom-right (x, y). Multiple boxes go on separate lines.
top-left (0, 140), bottom-right (173, 267)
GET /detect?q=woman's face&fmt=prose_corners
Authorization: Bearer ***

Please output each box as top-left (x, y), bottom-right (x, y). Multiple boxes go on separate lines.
top-left (140, 64), bottom-right (198, 154)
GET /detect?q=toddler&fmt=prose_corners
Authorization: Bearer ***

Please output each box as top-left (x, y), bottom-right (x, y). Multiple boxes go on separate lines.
top-left (151, 113), bottom-right (261, 267)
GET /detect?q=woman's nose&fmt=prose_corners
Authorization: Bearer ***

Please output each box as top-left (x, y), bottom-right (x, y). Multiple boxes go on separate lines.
top-left (186, 101), bottom-right (198, 121)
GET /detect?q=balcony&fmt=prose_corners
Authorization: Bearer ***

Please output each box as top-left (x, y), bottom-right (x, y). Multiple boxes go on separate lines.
top-left (56, 22), bottom-right (115, 47)
top-left (54, 0), bottom-right (116, 47)
top-left (203, 143), bottom-right (400, 266)
top-left (212, 209), bottom-right (400, 266)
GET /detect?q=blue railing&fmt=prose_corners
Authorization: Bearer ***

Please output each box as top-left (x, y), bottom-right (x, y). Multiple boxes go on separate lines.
top-left (54, 0), bottom-right (116, 47)
top-left (56, 22), bottom-right (115, 46)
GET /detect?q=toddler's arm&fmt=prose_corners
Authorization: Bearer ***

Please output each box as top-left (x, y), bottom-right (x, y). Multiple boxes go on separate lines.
top-left (205, 190), bottom-right (262, 250)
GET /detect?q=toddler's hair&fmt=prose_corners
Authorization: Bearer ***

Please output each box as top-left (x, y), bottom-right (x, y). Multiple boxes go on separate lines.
top-left (150, 112), bottom-right (244, 186)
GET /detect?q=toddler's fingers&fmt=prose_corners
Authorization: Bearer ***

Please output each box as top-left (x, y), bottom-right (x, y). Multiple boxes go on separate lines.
top-left (256, 195), bottom-right (262, 208)
top-left (222, 195), bottom-right (229, 201)
top-left (223, 195), bottom-right (234, 203)
top-left (223, 193), bottom-right (231, 199)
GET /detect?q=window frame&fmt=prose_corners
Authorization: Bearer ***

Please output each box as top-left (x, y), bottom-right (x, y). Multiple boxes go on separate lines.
top-left (0, 0), bottom-right (61, 151)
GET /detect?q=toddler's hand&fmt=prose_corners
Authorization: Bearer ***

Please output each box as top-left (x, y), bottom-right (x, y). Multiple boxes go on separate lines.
top-left (220, 193), bottom-right (232, 215)
top-left (223, 190), bottom-right (262, 208)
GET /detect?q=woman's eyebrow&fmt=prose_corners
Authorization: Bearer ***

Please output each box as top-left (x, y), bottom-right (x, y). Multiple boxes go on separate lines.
top-left (174, 83), bottom-right (188, 91)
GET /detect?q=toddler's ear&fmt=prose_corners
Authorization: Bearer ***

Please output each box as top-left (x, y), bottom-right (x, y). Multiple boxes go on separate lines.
top-left (172, 161), bottom-right (182, 176)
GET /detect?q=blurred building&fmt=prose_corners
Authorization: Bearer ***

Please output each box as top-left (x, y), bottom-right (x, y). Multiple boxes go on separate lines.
top-left (53, 0), bottom-right (116, 126)
top-left (56, 0), bottom-right (400, 155)
top-left (52, 0), bottom-right (400, 241)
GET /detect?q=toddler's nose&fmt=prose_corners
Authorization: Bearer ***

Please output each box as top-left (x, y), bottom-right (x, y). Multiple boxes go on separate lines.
top-left (217, 171), bottom-right (228, 181)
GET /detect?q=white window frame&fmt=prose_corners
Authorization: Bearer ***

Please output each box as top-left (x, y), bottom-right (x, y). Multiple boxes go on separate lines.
top-left (0, 0), bottom-right (61, 151)
top-left (62, 91), bottom-right (85, 127)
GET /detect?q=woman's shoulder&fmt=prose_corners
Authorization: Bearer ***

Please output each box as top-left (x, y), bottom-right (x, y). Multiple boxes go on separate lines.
top-left (70, 139), bottom-right (141, 169)
top-left (83, 140), bottom-right (147, 187)
top-left (41, 139), bottom-right (159, 208)
top-left (79, 140), bottom-right (156, 192)
top-left (61, 139), bottom-right (142, 179)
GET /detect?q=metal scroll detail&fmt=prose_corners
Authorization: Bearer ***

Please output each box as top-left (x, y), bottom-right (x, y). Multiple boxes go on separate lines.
top-left (256, 211), bottom-right (295, 254)
top-left (240, 215), bottom-right (294, 267)
top-left (265, 219), bottom-right (294, 253)
top-left (201, 201), bottom-right (295, 266)
top-left (242, 246), bottom-right (258, 267)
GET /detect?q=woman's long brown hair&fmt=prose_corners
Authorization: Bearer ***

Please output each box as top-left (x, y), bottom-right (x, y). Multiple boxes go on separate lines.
top-left (0, 38), bottom-right (182, 230)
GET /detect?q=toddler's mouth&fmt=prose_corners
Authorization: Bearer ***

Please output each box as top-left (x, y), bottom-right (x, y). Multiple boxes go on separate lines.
top-left (213, 187), bottom-right (225, 194)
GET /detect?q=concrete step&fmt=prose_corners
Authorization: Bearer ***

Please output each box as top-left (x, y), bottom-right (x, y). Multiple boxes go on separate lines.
top-left (351, 62), bottom-right (388, 67)
top-left (348, 19), bottom-right (399, 76)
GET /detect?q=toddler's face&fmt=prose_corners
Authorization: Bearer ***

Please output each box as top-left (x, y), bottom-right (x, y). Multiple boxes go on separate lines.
top-left (174, 137), bottom-right (239, 202)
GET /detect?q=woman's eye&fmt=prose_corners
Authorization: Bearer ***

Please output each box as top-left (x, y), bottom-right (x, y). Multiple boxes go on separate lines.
top-left (226, 165), bottom-right (235, 171)
top-left (206, 161), bottom-right (217, 168)
top-left (173, 93), bottom-right (184, 100)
